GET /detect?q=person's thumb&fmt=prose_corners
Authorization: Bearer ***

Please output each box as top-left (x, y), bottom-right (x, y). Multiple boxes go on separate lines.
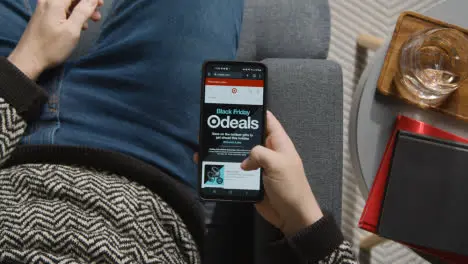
top-left (241, 146), bottom-right (278, 171)
top-left (69, 0), bottom-right (98, 29)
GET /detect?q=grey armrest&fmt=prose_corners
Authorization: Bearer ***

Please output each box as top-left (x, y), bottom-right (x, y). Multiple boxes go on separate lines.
top-left (255, 58), bottom-right (343, 264)
top-left (264, 58), bottom-right (343, 219)
top-left (238, 0), bottom-right (331, 61)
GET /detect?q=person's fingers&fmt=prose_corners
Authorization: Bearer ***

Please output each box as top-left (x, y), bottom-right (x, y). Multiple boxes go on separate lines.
top-left (193, 152), bottom-right (199, 164)
top-left (68, 0), bottom-right (99, 29)
top-left (241, 145), bottom-right (278, 171)
top-left (91, 10), bottom-right (101, 21)
top-left (49, 0), bottom-right (74, 18)
top-left (65, 0), bottom-right (79, 14)
top-left (264, 135), bottom-right (274, 149)
top-left (67, 0), bottom-right (100, 19)
top-left (266, 111), bottom-right (296, 153)
top-left (265, 111), bottom-right (285, 136)
top-left (56, 0), bottom-right (75, 8)
top-left (241, 156), bottom-right (260, 171)
top-left (82, 21), bottom-right (89, 30)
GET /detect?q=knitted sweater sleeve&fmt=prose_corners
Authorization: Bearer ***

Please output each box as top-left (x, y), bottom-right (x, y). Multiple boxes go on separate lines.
top-left (0, 57), bottom-right (48, 165)
top-left (260, 212), bottom-right (357, 264)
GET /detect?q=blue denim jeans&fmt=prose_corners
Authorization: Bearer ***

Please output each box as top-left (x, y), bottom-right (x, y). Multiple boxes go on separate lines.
top-left (0, 0), bottom-right (244, 187)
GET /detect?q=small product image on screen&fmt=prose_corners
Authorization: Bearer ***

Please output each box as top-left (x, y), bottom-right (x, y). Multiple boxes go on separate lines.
top-left (201, 63), bottom-right (265, 199)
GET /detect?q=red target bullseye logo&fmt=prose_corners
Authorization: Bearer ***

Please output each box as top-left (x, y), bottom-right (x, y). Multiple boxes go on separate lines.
top-left (232, 88), bottom-right (238, 94)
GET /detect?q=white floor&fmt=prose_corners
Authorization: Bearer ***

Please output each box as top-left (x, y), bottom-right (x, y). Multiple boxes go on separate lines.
top-left (329, 0), bottom-right (447, 263)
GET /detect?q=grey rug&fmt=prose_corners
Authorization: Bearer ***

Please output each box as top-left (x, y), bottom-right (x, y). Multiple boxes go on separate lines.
top-left (329, 0), bottom-right (447, 263)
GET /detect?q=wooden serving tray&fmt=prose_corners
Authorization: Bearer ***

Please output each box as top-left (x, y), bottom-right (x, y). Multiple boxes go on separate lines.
top-left (377, 11), bottom-right (468, 121)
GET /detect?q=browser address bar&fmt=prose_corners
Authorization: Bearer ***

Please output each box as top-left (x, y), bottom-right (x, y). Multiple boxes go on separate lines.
top-left (212, 72), bottom-right (243, 78)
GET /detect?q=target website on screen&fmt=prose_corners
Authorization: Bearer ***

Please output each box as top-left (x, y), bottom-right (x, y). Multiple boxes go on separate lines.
top-left (200, 63), bottom-right (265, 200)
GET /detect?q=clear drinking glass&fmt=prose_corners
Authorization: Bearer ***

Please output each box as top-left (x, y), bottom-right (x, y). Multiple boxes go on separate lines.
top-left (396, 28), bottom-right (468, 107)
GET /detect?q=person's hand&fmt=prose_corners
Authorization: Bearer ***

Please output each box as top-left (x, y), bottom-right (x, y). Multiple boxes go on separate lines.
top-left (241, 111), bottom-right (324, 236)
top-left (192, 111), bottom-right (323, 236)
top-left (7, 0), bottom-right (104, 80)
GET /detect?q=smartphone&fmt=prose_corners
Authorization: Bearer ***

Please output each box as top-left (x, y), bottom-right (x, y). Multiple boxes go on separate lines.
top-left (198, 61), bottom-right (267, 202)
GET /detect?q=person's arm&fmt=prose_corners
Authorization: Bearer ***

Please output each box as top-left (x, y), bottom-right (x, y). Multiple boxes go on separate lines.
top-left (241, 111), bottom-right (357, 263)
top-left (260, 213), bottom-right (356, 263)
top-left (0, 57), bottom-right (47, 165)
top-left (0, 0), bottom-right (102, 165)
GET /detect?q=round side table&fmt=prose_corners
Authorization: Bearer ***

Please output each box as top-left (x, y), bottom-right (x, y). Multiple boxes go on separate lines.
top-left (350, 1), bottom-right (468, 261)
top-left (349, 0), bottom-right (468, 198)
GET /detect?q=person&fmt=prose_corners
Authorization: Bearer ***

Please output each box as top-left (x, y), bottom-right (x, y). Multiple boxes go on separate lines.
top-left (0, 0), bottom-right (357, 263)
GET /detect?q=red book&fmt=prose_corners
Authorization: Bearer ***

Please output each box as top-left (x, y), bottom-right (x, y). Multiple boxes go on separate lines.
top-left (359, 115), bottom-right (468, 263)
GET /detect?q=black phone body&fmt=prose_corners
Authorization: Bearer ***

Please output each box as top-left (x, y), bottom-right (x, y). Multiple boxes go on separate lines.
top-left (198, 61), bottom-right (267, 202)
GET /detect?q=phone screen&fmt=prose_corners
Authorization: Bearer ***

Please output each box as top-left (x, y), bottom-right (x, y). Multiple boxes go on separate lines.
top-left (198, 61), bottom-right (267, 201)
